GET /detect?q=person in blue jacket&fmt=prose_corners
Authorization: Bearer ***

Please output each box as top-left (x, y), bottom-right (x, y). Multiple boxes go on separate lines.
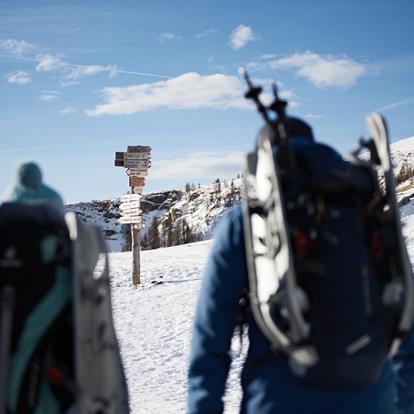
top-left (3, 161), bottom-right (65, 214)
top-left (188, 120), bottom-right (414, 414)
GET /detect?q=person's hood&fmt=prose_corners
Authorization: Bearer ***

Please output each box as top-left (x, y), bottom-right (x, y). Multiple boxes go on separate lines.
top-left (16, 162), bottom-right (43, 190)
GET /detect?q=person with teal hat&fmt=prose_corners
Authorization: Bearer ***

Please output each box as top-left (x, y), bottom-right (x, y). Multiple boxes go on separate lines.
top-left (3, 161), bottom-right (65, 214)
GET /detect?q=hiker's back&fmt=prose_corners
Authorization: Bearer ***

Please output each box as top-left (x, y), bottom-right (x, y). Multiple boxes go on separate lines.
top-left (189, 204), bottom-right (398, 414)
top-left (277, 137), bottom-right (398, 387)
top-left (0, 203), bottom-right (73, 413)
top-left (0, 202), bottom-right (129, 414)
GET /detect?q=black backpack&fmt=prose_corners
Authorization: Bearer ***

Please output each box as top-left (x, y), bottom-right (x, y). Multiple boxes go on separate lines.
top-left (0, 203), bottom-right (129, 413)
top-left (241, 72), bottom-right (414, 389)
top-left (280, 138), bottom-right (398, 388)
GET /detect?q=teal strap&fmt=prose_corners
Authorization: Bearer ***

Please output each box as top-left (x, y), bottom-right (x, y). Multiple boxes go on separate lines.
top-left (7, 267), bottom-right (71, 413)
top-left (33, 375), bottom-right (61, 414)
top-left (33, 353), bottom-right (61, 414)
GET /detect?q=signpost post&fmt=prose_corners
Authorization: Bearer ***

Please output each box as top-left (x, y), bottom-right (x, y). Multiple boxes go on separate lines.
top-left (115, 145), bottom-right (151, 286)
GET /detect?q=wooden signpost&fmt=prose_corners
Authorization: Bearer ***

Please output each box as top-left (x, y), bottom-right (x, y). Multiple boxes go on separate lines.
top-left (115, 145), bottom-right (152, 286)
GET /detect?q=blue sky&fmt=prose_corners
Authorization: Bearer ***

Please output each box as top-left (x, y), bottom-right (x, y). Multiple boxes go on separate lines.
top-left (1, 0), bottom-right (413, 203)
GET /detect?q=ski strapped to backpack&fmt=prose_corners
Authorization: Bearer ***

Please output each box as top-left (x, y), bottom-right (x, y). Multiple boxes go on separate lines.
top-left (66, 212), bottom-right (130, 414)
top-left (240, 69), bottom-right (414, 388)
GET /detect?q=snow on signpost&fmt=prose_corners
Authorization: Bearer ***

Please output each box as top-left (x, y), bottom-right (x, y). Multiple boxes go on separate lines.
top-left (115, 145), bottom-right (152, 286)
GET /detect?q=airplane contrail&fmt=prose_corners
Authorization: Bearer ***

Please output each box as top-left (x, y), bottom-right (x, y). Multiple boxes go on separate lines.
top-left (373, 97), bottom-right (414, 113)
top-left (0, 53), bottom-right (173, 79)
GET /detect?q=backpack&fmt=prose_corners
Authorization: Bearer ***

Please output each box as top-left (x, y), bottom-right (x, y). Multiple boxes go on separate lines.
top-left (0, 202), bottom-right (129, 413)
top-left (241, 72), bottom-right (414, 389)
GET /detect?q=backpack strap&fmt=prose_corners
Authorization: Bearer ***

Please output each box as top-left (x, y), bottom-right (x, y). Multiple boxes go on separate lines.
top-left (7, 267), bottom-right (71, 413)
top-left (0, 286), bottom-right (15, 414)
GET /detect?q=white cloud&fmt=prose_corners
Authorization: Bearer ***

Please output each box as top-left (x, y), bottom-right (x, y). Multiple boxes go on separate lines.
top-left (157, 32), bottom-right (182, 43)
top-left (60, 106), bottom-right (76, 115)
top-left (3, 70), bottom-right (31, 85)
top-left (260, 53), bottom-right (276, 60)
top-left (306, 113), bottom-right (325, 119)
top-left (39, 90), bottom-right (59, 102)
top-left (150, 151), bottom-right (244, 180)
top-left (65, 64), bottom-right (118, 81)
top-left (35, 53), bottom-right (118, 84)
top-left (269, 51), bottom-right (367, 88)
top-left (36, 53), bottom-right (65, 72)
top-left (195, 28), bottom-right (219, 39)
top-left (86, 72), bottom-right (251, 117)
top-left (0, 38), bottom-right (36, 56)
top-left (229, 25), bottom-right (255, 50)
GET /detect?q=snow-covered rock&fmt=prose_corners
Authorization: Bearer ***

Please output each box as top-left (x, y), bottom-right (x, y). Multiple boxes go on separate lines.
top-left (67, 179), bottom-right (242, 252)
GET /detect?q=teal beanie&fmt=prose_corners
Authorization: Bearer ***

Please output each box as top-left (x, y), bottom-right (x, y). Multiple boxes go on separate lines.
top-left (17, 162), bottom-right (43, 189)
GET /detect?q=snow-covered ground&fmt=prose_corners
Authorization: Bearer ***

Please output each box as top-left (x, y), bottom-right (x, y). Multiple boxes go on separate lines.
top-left (109, 240), bottom-right (244, 414)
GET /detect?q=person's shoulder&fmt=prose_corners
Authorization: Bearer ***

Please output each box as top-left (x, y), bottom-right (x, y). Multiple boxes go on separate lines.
top-left (217, 204), bottom-right (243, 233)
top-left (212, 204), bottom-right (245, 251)
top-left (41, 184), bottom-right (59, 196)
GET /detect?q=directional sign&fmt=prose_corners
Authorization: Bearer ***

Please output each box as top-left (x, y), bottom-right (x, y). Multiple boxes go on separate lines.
top-left (126, 173), bottom-right (145, 184)
top-left (125, 153), bottom-right (151, 160)
top-left (121, 208), bottom-right (142, 216)
top-left (132, 186), bottom-right (144, 194)
top-left (127, 168), bottom-right (149, 177)
top-left (127, 167), bottom-right (150, 174)
top-left (120, 212), bottom-right (142, 220)
top-left (125, 160), bottom-right (151, 168)
top-left (127, 146), bottom-right (151, 153)
top-left (120, 201), bottom-right (141, 210)
top-left (130, 176), bottom-right (146, 186)
top-left (120, 194), bottom-right (140, 202)
top-left (129, 176), bottom-right (147, 186)
top-left (118, 216), bottom-right (144, 224)
top-left (116, 152), bottom-right (151, 161)
top-left (126, 167), bottom-right (150, 174)
top-left (128, 168), bottom-right (149, 175)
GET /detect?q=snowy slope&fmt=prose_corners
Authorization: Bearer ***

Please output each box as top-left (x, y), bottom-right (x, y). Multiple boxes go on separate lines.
top-left (391, 136), bottom-right (414, 163)
top-left (107, 241), bottom-right (244, 414)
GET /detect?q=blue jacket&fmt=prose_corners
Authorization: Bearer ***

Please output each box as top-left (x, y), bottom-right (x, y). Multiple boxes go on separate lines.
top-left (188, 205), bottom-right (414, 414)
top-left (3, 162), bottom-right (65, 214)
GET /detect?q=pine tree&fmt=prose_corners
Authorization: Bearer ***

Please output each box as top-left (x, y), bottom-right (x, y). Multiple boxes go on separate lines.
top-left (163, 213), bottom-right (173, 247)
top-left (397, 160), bottom-right (414, 184)
top-left (215, 178), bottom-right (221, 193)
top-left (148, 218), bottom-right (161, 249)
top-left (225, 179), bottom-right (236, 207)
top-left (172, 220), bottom-right (182, 246)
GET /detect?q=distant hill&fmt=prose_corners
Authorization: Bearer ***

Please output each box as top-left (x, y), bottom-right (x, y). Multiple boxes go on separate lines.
top-left (66, 178), bottom-right (242, 252)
